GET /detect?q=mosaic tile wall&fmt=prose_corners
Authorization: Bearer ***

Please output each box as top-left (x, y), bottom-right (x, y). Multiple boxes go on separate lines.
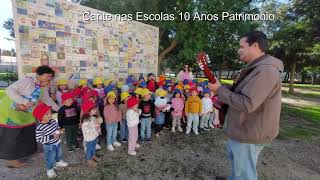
top-left (12, 0), bottom-right (159, 80)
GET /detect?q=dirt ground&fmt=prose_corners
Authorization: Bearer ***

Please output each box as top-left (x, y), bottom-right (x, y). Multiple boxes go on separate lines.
top-left (1, 126), bottom-right (320, 180)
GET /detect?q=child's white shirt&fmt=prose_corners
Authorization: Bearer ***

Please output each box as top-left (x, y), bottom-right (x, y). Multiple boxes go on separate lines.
top-left (155, 97), bottom-right (171, 112)
top-left (126, 109), bottom-right (141, 127)
top-left (81, 117), bottom-right (100, 142)
top-left (202, 97), bottom-right (213, 114)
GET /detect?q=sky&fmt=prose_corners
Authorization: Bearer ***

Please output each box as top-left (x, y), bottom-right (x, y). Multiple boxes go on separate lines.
top-left (0, 0), bottom-right (14, 50)
top-left (0, 0), bottom-right (289, 52)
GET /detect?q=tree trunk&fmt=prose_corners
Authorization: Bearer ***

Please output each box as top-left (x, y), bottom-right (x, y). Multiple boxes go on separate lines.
top-left (284, 72), bottom-right (289, 82)
top-left (289, 61), bottom-right (297, 94)
top-left (301, 71), bottom-right (306, 84)
top-left (231, 70), bottom-right (236, 79)
top-left (218, 64), bottom-right (222, 81)
top-left (311, 72), bottom-right (316, 85)
top-left (226, 70), bottom-right (230, 79)
top-left (157, 39), bottom-right (177, 75)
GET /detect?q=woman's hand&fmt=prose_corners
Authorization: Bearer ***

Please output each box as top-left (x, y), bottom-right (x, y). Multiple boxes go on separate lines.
top-left (24, 101), bottom-right (35, 109)
top-left (16, 104), bottom-right (28, 111)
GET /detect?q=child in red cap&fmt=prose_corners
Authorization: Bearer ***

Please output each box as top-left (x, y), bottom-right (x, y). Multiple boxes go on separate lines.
top-left (80, 90), bottom-right (103, 151)
top-left (126, 97), bottom-right (142, 156)
top-left (33, 103), bottom-right (68, 178)
top-left (81, 100), bottom-right (102, 167)
top-left (58, 92), bottom-right (80, 152)
top-left (185, 87), bottom-right (202, 135)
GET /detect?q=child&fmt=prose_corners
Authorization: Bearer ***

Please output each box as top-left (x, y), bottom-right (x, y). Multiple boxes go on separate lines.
top-left (155, 81), bottom-right (165, 97)
top-left (121, 84), bottom-right (130, 93)
top-left (78, 79), bottom-right (91, 98)
top-left (183, 84), bottom-right (191, 99)
top-left (103, 91), bottom-right (122, 151)
top-left (58, 92), bottom-right (80, 152)
top-left (93, 77), bottom-right (105, 108)
top-left (171, 89), bottom-right (184, 132)
top-left (139, 89), bottom-right (155, 143)
top-left (81, 91), bottom-right (103, 151)
top-left (163, 85), bottom-right (173, 129)
top-left (81, 100), bottom-right (101, 167)
top-left (126, 97), bottom-right (142, 156)
top-left (197, 86), bottom-right (204, 99)
top-left (119, 91), bottom-right (131, 142)
top-left (117, 78), bottom-right (124, 91)
top-left (55, 79), bottom-right (68, 107)
top-left (185, 87), bottom-right (202, 135)
top-left (181, 84), bottom-right (190, 124)
top-left (134, 87), bottom-right (143, 100)
top-left (154, 89), bottom-right (171, 137)
top-left (147, 73), bottom-right (156, 92)
top-left (33, 103), bottom-right (68, 178)
top-left (210, 91), bottom-right (221, 128)
top-left (139, 74), bottom-right (145, 85)
top-left (200, 88), bottom-right (213, 131)
top-left (72, 88), bottom-right (82, 107)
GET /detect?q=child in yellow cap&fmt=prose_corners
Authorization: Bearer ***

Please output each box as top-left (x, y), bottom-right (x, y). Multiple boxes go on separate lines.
top-left (139, 89), bottom-right (155, 143)
top-left (56, 79), bottom-right (69, 106)
top-left (134, 87), bottom-right (143, 100)
top-left (103, 91), bottom-right (122, 151)
top-left (93, 77), bottom-right (105, 114)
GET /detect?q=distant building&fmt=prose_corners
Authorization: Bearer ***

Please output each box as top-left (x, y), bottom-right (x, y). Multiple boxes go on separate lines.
top-left (0, 56), bottom-right (17, 72)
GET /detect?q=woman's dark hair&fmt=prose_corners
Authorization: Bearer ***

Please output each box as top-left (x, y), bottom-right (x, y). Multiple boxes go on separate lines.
top-left (183, 64), bottom-right (189, 72)
top-left (241, 31), bottom-right (268, 52)
top-left (36, 65), bottom-right (55, 77)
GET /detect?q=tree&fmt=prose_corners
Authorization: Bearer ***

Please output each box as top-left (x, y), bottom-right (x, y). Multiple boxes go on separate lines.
top-left (0, 71), bottom-right (18, 86)
top-left (1, 48), bottom-right (16, 57)
top-left (80, 0), bottom-right (259, 75)
top-left (3, 18), bottom-right (15, 41)
top-left (268, 0), bottom-right (320, 93)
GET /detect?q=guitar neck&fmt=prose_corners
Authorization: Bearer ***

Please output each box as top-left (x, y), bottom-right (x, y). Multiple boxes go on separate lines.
top-left (203, 66), bottom-right (216, 84)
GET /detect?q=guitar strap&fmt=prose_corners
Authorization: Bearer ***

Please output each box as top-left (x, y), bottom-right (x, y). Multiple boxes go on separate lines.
top-left (230, 67), bottom-right (256, 92)
top-left (230, 54), bottom-right (267, 91)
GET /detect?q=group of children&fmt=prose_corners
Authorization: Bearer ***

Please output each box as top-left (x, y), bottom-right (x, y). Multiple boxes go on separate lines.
top-left (32, 73), bottom-right (222, 178)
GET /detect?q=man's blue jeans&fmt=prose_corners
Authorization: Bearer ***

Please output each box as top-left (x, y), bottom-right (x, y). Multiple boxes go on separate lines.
top-left (227, 139), bottom-right (264, 180)
top-left (43, 143), bottom-right (62, 170)
top-left (106, 123), bottom-right (118, 145)
top-left (140, 117), bottom-right (152, 140)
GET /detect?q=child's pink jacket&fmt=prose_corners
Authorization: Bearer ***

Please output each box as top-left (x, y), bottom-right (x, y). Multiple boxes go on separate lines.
top-left (171, 97), bottom-right (184, 117)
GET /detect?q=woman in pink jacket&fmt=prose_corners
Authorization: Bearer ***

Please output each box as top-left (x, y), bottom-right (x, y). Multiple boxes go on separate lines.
top-left (171, 89), bottom-right (184, 132)
top-left (177, 64), bottom-right (194, 82)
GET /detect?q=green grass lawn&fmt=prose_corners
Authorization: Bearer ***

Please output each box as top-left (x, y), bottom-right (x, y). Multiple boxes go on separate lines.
top-left (282, 104), bottom-right (320, 124)
top-left (282, 90), bottom-right (320, 99)
top-left (0, 89), bottom-right (5, 98)
top-left (279, 104), bottom-right (320, 140)
top-left (282, 83), bottom-right (320, 91)
top-left (221, 79), bottom-right (233, 85)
